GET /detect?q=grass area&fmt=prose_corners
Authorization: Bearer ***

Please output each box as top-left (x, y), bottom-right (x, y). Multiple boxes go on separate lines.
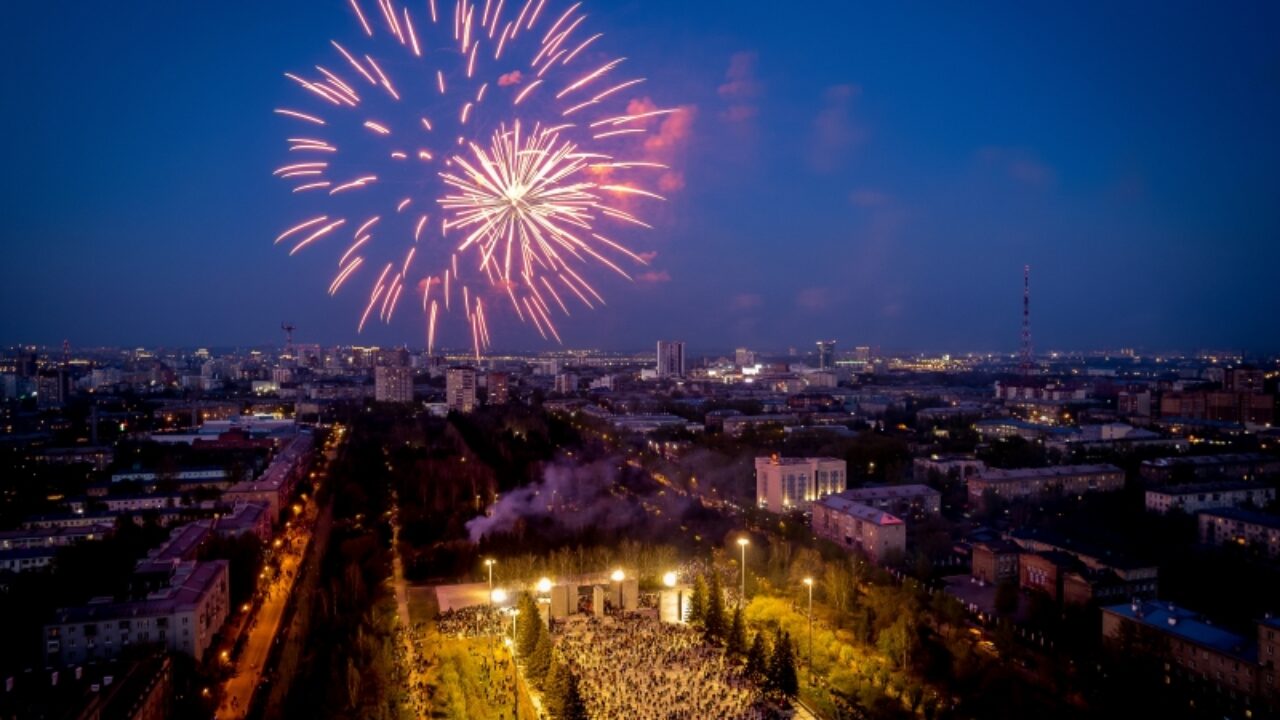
top-left (745, 595), bottom-right (937, 718)
top-left (405, 584), bottom-right (536, 720)
top-left (417, 631), bottom-right (536, 719)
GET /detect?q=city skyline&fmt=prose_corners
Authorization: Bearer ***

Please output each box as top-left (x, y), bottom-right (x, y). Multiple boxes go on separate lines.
top-left (4, 3), bottom-right (1280, 718)
top-left (3, 1), bottom-right (1279, 349)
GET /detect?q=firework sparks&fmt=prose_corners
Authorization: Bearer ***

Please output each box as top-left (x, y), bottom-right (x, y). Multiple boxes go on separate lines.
top-left (275, 0), bottom-right (679, 357)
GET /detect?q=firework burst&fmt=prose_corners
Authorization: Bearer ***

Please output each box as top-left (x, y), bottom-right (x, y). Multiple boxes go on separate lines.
top-left (273, 0), bottom-right (682, 358)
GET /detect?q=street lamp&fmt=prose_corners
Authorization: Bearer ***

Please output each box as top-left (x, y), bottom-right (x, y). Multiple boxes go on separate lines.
top-left (536, 577), bottom-right (552, 594)
top-left (485, 558), bottom-right (496, 598)
top-left (803, 577), bottom-right (814, 682)
top-left (737, 537), bottom-right (750, 606)
top-left (663, 571), bottom-right (682, 623)
top-left (491, 588), bottom-right (508, 605)
top-left (610, 569), bottom-right (625, 583)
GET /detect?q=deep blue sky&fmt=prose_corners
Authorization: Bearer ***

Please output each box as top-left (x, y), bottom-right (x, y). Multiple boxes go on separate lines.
top-left (2, 1), bottom-right (1278, 353)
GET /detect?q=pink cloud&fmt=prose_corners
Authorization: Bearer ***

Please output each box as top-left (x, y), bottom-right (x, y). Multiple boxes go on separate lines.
top-left (636, 270), bottom-right (672, 284)
top-left (636, 251), bottom-right (659, 264)
top-left (796, 287), bottom-right (833, 311)
top-left (730, 293), bottom-right (763, 310)
top-left (643, 105), bottom-right (696, 155)
top-left (498, 70), bottom-right (523, 87)
top-left (809, 84), bottom-right (867, 172)
top-left (612, 98), bottom-right (695, 199)
top-left (718, 52), bottom-right (761, 125)
top-left (657, 171), bottom-right (685, 193)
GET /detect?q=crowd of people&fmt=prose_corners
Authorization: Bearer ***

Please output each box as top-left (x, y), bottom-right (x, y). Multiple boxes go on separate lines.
top-left (555, 613), bottom-right (776, 720)
top-left (393, 622), bottom-right (432, 717)
top-left (436, 604), bottom-right (506, 638)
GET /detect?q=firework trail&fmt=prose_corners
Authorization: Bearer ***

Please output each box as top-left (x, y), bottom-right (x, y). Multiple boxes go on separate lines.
top-left (274, 0), bottom-right (681, 359)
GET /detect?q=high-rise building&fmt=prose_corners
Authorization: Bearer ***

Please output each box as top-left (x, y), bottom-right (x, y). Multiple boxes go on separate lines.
top-left (351, 346), bottom-right (378, 368)
top-left (374, 366), bottom-right (414, 403)
top-left (486, 372), bottom-right (510, 405)
top-left (656, 341), bottom-right (685, 378)
top-left (446, 367), bottom-right (477, 413)
top-left (815, 340), bottom-right (836, 370)
top-left (735, 348), bottom-right (756, 367)
top-left (1225, 366), bottom-right (1266, 394)
top-left (853, 346), bottom-right (872, 363)
top-left (554, 372), bottom-right (579, 394)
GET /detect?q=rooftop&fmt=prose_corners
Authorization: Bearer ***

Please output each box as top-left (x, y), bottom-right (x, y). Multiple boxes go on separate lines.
top-left (0, 523), bottom-right (114, 546)
top-left (1148, 480), bottom-right (1275, 497)
top-left (143, 521), bottom-right (212, 563)
top-left (758, 456), bottom-right (844, 466)
top-left (816, 496), bottom-right (904, 525)
top-left (1103, 600), bottom-right (1256, 662)
top-left (840, 484), bottom-right (939, 501)
top-left (1143, 453), bottom-right (1277, 469)
top-left (976, 464), bottom-right (1123, 482)
top-left (1198, 507), bottom-right (1280, 530)
top-left (49, 560), bottom-right (228, 625)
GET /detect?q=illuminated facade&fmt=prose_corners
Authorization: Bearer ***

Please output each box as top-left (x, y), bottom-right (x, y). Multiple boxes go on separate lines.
top-left (754, 456), bottom-right (846, 512)
top-left (374, 365), bottom-right (414, 404)
top-left (486, 372), bottom-right (510, 405)
top-left (815, 340), bottom-right (836, 370)
top-left (445, 367), bottom-right (477, 413)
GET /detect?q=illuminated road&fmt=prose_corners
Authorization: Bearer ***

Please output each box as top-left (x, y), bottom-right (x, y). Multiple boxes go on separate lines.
top-left (216, 429), bottom-right (341, 719)
top-left (217, 544), bottom-right (304, 718)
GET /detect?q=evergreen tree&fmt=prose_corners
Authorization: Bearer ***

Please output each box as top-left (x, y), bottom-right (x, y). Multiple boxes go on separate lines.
top-left (726, 607), bottom-right (747, 656)
top-left (766, 629), bottom-right (799, 698)
top-left (687, 574), bottom-right (708, 627)
top-left (526, 628), bottom-right (553, 686)
top-left (704, 571), bottom-right (726, 640)
top-left (544, 655), bottom-right (569, 718)
top-left (745, 632), bottom-right (769, 683)
top-left (516, 592), bottom-right (542, 656)
top-left (561, 671), bottom-right (589, 720)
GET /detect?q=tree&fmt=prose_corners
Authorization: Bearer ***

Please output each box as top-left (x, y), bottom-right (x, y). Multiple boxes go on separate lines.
top-left (526, 629), bottom-right (553, 686)
top-left (745, 632), bottom-right (769, 683)
top-left (877, 617), bottom-right (917, 669)
top-left (516, 592), bottom-right (542, 656)
top-left (766, 629), bottom-right (799, 698)
top-left (560, 671), bottom-right (588, 720)
top-left (704, 571), bottom-right (726, 640)
top-left (726, 607), bottom-right (747, 656)
top-left (688, 574), bottom-right (708, 627)
top-left (543, 655), bottom-right (569, 718)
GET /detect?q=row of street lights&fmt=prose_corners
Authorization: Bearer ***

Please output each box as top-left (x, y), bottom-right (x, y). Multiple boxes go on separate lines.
top-left (481, 535), bottom-right (764, 627)
top-left (478, 538), bottom-right (818, 702)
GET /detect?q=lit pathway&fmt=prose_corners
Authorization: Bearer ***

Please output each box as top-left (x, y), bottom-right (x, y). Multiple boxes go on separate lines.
top-left (216, 432), bottom-right (337, 719)
top-left (217, 520), bottom-right (308, 718)
top-left (389, 489), bottom-right (430, 718)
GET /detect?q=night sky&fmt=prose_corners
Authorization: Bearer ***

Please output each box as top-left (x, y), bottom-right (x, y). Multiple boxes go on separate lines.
top-left (2, 1), bottom-right (1278, 353)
